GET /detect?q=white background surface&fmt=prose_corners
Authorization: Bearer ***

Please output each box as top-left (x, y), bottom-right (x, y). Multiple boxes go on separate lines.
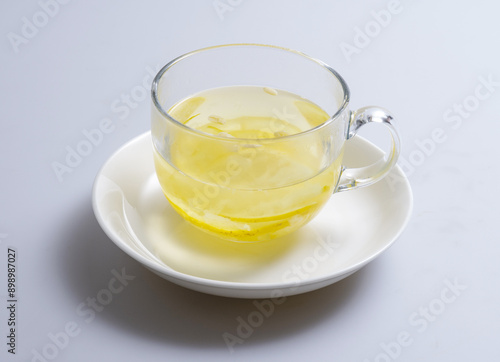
top-left (1, 0), bottom-right (499, 361)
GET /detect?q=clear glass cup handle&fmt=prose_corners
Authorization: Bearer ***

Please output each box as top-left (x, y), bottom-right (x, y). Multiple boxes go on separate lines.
top-left (337, 106), bottom-right (401, 192)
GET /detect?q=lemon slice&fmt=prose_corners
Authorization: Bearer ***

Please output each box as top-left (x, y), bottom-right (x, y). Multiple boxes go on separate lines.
top-left (167, 198), bottom-right (310, 241)
top-left (169, 96), bottom-right (205, 124)
top-left (221, 203), bottom-right (318, 223)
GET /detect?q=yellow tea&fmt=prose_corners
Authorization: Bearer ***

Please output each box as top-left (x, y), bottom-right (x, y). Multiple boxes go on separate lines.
top-left (153, 86), bottom-right (343, 241)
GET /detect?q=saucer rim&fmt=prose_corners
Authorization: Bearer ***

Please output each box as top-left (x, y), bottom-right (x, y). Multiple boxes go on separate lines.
top-left (92, 131), bottom-right (413, 293)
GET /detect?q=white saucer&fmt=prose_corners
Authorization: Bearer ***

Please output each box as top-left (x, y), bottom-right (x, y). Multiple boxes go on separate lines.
top-left (92, 131), bottom-right (412, 299)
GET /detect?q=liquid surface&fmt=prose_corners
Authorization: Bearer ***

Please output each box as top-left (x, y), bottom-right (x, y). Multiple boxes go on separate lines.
top-left (153, 86), bottom-right (343, 241)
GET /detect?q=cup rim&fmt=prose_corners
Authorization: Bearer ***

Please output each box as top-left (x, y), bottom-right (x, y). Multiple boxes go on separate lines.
top-left (151, 43), bottom-right (351, 141)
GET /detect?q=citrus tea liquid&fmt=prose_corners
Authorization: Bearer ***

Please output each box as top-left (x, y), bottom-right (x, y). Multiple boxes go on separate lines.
top-left (153, 86), bottom-right (344, 241)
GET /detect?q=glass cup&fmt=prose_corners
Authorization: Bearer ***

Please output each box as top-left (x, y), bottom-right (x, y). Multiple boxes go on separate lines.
top-left (151, 44), bottom-right (400, 242)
